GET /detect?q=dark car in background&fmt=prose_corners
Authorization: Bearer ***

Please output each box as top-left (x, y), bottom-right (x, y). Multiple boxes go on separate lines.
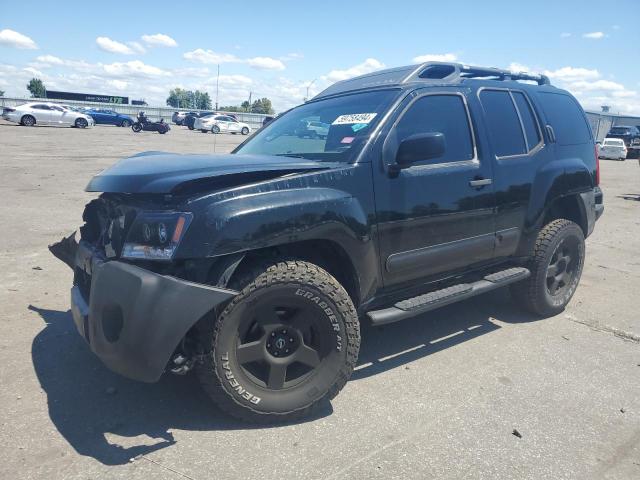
top-left (85, 109), bottom-right (134, 127)
top-left (606, 125), bottom-right (640, 158)
top-left (183, 111), bottom-right (214, 130)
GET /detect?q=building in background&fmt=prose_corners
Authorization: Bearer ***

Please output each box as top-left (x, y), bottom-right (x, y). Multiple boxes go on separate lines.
top-left (585, 107), bottom-right (640, 142)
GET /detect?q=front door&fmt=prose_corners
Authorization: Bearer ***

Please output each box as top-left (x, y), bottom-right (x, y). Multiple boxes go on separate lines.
top-left (373, 91), bottom-right (496, 288)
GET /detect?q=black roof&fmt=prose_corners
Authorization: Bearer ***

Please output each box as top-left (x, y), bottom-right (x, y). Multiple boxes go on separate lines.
top-left (314, 62), bottom-right (551, 100)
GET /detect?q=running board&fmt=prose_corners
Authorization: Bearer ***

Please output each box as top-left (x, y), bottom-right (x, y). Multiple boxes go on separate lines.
top-left (366, 267), bottom-right (530, 326)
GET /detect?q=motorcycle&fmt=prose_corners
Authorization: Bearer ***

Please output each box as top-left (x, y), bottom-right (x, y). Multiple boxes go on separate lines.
top-left (131, 113), bottom-right (170, 134)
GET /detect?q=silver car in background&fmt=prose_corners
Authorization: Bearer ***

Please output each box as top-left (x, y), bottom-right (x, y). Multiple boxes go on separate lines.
top-left (194, 114), bottom-right (251, 135)
top-left (598, 138), bottom-right (627, 160)
top-left (1, 102), bottom-right (94, 128)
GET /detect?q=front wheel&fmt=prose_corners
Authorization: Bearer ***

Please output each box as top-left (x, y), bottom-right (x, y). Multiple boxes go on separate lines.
top-left (121, 119), bottom-right (131, 128)
top-left (511, 219), bottom-right (585, 316)
top-left (131, 123), bottom-right (142, 132)
top-left (241, 127), bottom-right (249, 135)
top-left (75, 118), bottom-right (88, 129)
top-left (196, 259), bottom-right (360, 423)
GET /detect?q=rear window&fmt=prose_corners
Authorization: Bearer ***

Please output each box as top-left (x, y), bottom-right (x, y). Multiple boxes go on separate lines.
top-left (479, 90), bottom-right (526, 157)
top-left (603, 139), bottom-right (624, 146)
top-left (538, 92), bottom-right (591, 145)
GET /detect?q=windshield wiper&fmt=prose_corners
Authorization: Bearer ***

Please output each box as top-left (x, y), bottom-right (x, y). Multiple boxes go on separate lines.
top-left (274, 153), bottom-right (306, 159)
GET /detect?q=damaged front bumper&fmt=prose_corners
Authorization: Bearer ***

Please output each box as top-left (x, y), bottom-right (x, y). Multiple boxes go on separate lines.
top-left (57, 237), bottom-right (237, 383)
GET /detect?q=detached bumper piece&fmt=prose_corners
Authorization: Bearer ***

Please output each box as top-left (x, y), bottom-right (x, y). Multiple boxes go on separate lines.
top-left (70, 241), bottom-right (237, 382)
top-left (367, 267), bottom-right (530, 326)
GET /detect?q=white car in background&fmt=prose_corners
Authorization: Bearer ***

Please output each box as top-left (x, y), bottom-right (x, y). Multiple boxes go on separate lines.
top-left (195, 114), bottom-right (251, 135)
top-left (1, 102), bottom-right (94, 128)
top-left (598, 138), bottom-right (627, 160)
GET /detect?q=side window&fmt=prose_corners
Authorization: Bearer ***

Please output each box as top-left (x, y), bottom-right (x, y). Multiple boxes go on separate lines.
top-left (394, 94), bottom-right (474, 165)
top-left (512, 92), bottom-right (541, 149)
top-left (480, 90), bottom-right (526, 157)
top-left (538, 92), bottom-right (591, 145)
top-left (31, 104), bottom-right (50, 110)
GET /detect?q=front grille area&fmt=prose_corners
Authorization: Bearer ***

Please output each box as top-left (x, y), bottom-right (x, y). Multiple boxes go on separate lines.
top-left (79, 196), bottom-right (138, 259)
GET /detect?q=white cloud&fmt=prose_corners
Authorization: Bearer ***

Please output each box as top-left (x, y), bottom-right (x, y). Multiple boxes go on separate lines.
top-left (96, 37), bottom-right (136, 55)
top-left (583, 31), bottom-right (605, 39)
top-left (0, 29), bottom-right (38, 49)
top-left (412, 53), bottom-right (457, 63)
top-left (560, 32), bottom-right (572, 38)
top-left (246, 57), bottom-right (285, 71)
top-left (103, 60), bottom-right (169, 77)
top-left (570, 79), bottom-right (625, 92)
top-left (544, 66), bottom-right (600, 82)
top-left (508, 62), bottom-right (530, 73)
top-left (35, 55), bottom-right (65, 66)
top-left (324, 58), bottom-right (385, 82)
top-left (128, 41), bottom-right (146, 54)
top-left (183, 49), bottom-right (241, 64)
top-left (184, 49), bottom-right (287, 71)
top-left (141, 33), bottom-right (177, 47)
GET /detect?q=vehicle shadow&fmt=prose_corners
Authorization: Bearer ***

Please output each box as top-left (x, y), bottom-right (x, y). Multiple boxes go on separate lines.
top-left (353, 288), bottom-right (540, 380)
top-left (29, 304), bottom-right (332, 466)
top-left (29, 287), bottom-right (539, 465)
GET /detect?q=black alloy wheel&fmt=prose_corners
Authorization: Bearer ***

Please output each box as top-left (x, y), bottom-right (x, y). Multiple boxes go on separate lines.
top-left (197, 259), bottom-right (360, 422)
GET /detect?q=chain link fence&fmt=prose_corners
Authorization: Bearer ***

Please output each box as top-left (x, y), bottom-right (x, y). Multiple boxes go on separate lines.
top-left (0, 96), bottom-right (271, 130)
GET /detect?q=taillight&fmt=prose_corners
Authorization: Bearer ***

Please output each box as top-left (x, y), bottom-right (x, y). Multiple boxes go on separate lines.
top-left (594, 144), bottom-right (600, 186)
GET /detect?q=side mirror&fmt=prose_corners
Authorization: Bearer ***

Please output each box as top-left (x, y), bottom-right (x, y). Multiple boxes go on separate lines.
top-left (396, 132), bottom-right (446, 168)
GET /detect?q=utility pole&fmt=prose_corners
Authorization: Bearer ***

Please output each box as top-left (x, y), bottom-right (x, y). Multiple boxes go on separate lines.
top-left (248, 91), bottom-right (252, 112)
top-left (215, 64), bottom-right (220, 111)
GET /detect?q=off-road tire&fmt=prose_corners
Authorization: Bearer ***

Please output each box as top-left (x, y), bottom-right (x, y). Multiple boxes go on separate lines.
top-left (196, 259), bottom-right (360, 423)
top-left (510, 219), bottom-right (585, 316)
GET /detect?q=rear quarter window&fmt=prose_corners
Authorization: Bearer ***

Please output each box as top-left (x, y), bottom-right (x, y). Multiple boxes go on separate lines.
top-left (538, 92), bottom-right (591, 145)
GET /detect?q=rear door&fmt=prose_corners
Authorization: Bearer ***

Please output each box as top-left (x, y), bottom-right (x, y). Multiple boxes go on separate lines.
top-left (373, 90), bottom-right (496, 287)
top-left (477, 88), bottom-right (550, 258)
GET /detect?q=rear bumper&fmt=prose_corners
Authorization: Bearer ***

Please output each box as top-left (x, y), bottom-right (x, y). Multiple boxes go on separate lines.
top-left (579, 186), bottom-right (604, 237)
top-left (69, 240), bottom-right (237, 382)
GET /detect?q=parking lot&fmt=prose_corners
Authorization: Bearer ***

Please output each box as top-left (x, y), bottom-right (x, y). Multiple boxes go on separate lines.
top-left (0, 121), bottom-right (638, 479)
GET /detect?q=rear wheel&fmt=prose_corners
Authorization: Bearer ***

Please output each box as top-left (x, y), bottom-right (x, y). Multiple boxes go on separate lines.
top-left (241, 127), bottom-right (250, 135)
top-left (121, 119), bottom-right (131, 127)
top-left (200, 129), bottom-right (208, 133)
top-left (21, 115), bottom-right (35, 126)
top-left (196, 259), bottom-right (360, 423)
top-left (511, 219), bottom-right (585, 316)
top-left (75, 118), bottom-right (88, 129)
top-left (131, 123), bottom-right (142, 132)
top-left (211, 124), bottom-right (221, 134)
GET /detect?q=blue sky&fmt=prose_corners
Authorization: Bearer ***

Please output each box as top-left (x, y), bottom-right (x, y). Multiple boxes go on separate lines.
top-left (1, 0), bottom-right (639, 113)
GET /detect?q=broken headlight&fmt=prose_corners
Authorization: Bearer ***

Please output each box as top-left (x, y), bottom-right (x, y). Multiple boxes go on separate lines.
top-left (121, 212), bottom-right (193, 261)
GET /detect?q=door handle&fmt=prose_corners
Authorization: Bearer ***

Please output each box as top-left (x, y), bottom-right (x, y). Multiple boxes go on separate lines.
top-left (469, 178), bottom-right (492, 188)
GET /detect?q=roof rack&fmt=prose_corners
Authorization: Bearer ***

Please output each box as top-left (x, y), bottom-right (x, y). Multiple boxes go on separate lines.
top-left (313, 62), bottom-right (551, 100)
top-left (404, 62), bottom-right (551, 86)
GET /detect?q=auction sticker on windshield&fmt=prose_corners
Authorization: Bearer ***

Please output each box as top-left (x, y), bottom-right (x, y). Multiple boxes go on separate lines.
top-left (332, 113), bottom-right (377, 125)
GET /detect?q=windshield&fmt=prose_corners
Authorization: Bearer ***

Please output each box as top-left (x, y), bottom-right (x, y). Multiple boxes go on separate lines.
top-left (235, 89), bottom-right (399, 162)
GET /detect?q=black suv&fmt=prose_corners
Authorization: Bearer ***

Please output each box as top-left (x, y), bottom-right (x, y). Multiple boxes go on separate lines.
top-left (52, 62), bottom-right (603, 422)
top-left (606, 125), bottom-right (640, 158)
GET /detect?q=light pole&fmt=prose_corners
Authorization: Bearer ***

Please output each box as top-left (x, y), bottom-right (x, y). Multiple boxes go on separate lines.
top-left (215, 64), bottom-right (220, 111)
top-left (305, 78), bottom-right (317, 102)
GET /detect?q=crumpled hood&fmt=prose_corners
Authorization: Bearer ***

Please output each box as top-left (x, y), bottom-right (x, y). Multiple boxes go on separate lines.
top-left (86, 152), bottom-right (335, 194)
